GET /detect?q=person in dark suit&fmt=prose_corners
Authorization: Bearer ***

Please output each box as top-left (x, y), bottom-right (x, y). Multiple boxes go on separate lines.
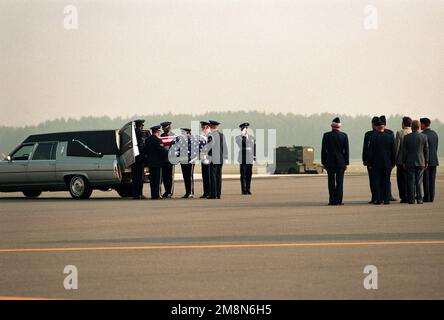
top-left (145, 125), bottom-right (168, 200)
top-left (199, 121), bottom-right (211, 198)
top-left (236, 123), bottom-right (256, 195)
top-left (207, 120), bottom-right (228, 199)
top-left (131, 119), bottom-right (146, 200)
top-left (380, 115), bottom-right (397, 201)
top-left (362, 116), bottom-right (379, 203)
top-left (368, 118), bottom-right (396, 205)
top-left (402, 120), bottom-right (429, 204)
top-left (321, 117), bottom-right (349, 206)
top-left (160, 121), bottom-right (175, 198)
top-left (421, 118), bottom-right (439, 203)
top-left (395, 117), bottom-right (413, 203)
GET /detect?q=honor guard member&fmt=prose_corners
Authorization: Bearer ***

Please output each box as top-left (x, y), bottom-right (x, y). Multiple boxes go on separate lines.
top-left (170, 128), bottom-right (201, 198)
top-left (145, 125), bottom-right (168, 200)
top-left (207, 120), bottom-right (228, 199)
top-left (321, 117), bottom-right (349, 206)
top-left (368, 118), bottom-right (396, 205)
top-left (199, 121), bottom-right (211, 198)
top-left (131, 119), bottom-right (146, 199)
top-left (380, 115), bottom-right (397, 201)
top-left (420, 118), bottom-right (439, 202)
top-left (235, 123), bottom-right (256, 195)
top-left (362, 116), bottom-right (379, 203)
top-left (160, 121), bottom-right (175, 198)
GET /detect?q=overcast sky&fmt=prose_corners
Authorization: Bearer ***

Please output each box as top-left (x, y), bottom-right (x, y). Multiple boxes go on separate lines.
top-left (0, 0), bottom-right (443, 126)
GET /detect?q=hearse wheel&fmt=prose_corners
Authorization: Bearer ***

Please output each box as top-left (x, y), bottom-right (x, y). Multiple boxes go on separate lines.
top-left (23, 191), bottom-right (42, 198)
top-left (69, 175), bottom-right (93, 199)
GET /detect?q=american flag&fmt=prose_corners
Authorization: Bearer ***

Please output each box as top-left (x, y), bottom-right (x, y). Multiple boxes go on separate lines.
top-left (160, 135), bottom-right (177, 148)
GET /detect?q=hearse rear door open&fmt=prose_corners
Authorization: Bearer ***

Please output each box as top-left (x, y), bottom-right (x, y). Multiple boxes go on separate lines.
top-left (119, 121), bottom-right (139, 169)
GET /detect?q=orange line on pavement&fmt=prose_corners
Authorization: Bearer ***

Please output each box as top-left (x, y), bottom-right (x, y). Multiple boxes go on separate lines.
top-left (1, 240), bottom-right (444, 253)
top-left (0, 296), bottom-right (58, 300)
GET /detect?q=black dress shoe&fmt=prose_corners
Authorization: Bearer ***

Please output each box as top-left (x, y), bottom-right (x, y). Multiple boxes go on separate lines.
top-left (390, 197), bottom-right (397, 201)
top-left (417, 200), bottom-right (423, 204)
top-left (247, 191), bottom-right (252, 195)
top-left (182, 194), bottom-right (194, 198)
top-left (328, 202), bottom-right (337, 206)
top-left (207, 196), bottom-right (216, 199)
top-left (200, 194), bottom-right (208, 199)
top-left (384, 201), bottom-right (390, 205)
top-left (242, 191), bottom-right (248, 195)
top-left (400, 199), bottom-right (407, 203)
top-left (368, 200), bottom-right (375, 204)
top-left (408, 201), bottom-right (415, 204)
top-left (373, 201), bottom-right (382, 205)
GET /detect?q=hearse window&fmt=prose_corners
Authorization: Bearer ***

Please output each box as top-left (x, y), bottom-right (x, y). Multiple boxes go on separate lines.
top-left (11, 144), bottom-right (34, 161)
top-left (121, 126), bottom-right (132, 146)
top-left (32, 142), bottom-right (57, 160)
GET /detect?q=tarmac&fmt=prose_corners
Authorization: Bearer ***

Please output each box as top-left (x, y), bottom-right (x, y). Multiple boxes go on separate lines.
top-left (0, 174), bottom-right (443, 299)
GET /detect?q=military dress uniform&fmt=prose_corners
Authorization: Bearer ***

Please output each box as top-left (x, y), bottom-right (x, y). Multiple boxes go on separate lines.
top-left (145, 126), bottom-right (168, 200)
top-left (206, 120), bottom-right (228, 199)
top-left (199, 121), bottom-right (211, 198)
top-left (160, 121), bottom-right (175, 198)
top-left (235, 123), bottom-right (256, 195)
top-left (131, 120), bottom-right (146, 199)
top-left (368, 128), bottom-right (396, 204)
top-left (321, 118), bottom-right (350, 205)
top-left (362, 126), bottom-right (377, 203)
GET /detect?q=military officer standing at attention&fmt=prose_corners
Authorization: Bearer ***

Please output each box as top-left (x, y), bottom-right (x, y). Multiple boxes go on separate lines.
top-left (207, 120), bottom-right (228, 199)
top-left (362, 116), bottom-right (379, 203)
top-left (420, 118), bottom-right (439, 203)
top-left (169, 128), bottom-right (201, 198)
top-left (160, 121), bottom-right (175, 198)
top-left (131, 119), bottom-right (146, 200)
top-left (145, 125), bottom-right (168, 200)
top-left (380, 115), bottom-right (397, 201)
top-left (395, 117), bottom-right (412, 203)
top-left (235, 123), bottom-right (256, 195)
top-left (402, 120), bottom-right (429, 204)
top-left (321, 117), bottom-right (349, 206)
top-left (199, 121), bottom-right (211, 198)
top-left (368, 117), bottom-right (396, 205)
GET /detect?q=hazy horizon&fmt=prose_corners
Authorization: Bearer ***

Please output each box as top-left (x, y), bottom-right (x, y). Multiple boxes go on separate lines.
top-left (1, 0), bottom-right (443, 126)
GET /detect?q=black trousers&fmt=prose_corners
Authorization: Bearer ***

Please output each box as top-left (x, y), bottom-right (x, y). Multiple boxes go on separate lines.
top-left (149, 166), bottom-right (162, 199)
top-left (326, 167), bottom-right (345, 205)
top-left (396, 164), bottom-right (409, 202)
top-left (367, 166), bottom-right (376, 202)
top-left (240, 164), bottom-right (253, 193)
top-left (407, 166), bottom-right (424, 202)
top-left (131, 159), bottom-right (144, 198)
top-left (374, 168), bottom-right (392, 202)
top-left (210, 164), bottom-right (223, 198)
top-left (161, 162), bottom-right (174, 195)
top-left (181, 164), bottom-right (195, 195)
top-left (423, 166), bottom-right (437, 202)
top-left (201, 164), bottom-right (210, 196)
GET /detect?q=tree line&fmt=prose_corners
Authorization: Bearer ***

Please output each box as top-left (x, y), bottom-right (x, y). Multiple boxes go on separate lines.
top-left (1, 112), bottom-right (442, 160)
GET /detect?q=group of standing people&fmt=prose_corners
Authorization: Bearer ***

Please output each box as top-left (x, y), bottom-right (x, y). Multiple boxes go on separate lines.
top-left (321, 115), bottom-right (439, 206)
top-left (130, 119), bottom-right (256, 200)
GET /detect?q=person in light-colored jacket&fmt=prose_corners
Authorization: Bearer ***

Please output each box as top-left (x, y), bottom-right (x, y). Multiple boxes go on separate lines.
top-left (395, 116), bottom-right (412, 203)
